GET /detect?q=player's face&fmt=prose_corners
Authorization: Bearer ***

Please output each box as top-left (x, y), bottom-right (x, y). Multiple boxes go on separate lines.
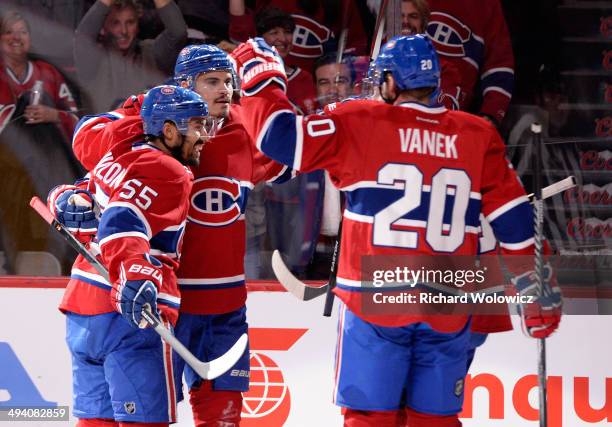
top-left (0, 19), bottom-right (30, 61)
top-left (193, 71), bottom-right (233, 119)
top-left (180, 118), bottom-right (208, 167)
top-left (103, 7), bottom-right (139, 52)
top-left (315, 63), bottom-right (352, 106)
top-left (262, 26), bottom-right (293, 59)
top-left (401, 1), bottom-right (424, 35)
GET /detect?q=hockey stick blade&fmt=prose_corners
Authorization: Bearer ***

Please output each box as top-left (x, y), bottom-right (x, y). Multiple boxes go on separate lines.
top-left (272, 175), bottom-right (576, 302)
top-left (271, 250), bottom-right (327, 300)
top-left (527, 175), bottom-right (576, 203)
top-left (29, 196), bottom-right (248, 380)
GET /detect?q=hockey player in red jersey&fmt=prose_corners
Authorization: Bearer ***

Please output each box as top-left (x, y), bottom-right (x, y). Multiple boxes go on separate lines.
top-left (172, 44), bottom-right (290, 427)
top-left (66, 44), bottom-right (289, 426)
top-left (47, 85), bottom-right (209, 427)
top-left (230, 35), bottom-right (561, 426)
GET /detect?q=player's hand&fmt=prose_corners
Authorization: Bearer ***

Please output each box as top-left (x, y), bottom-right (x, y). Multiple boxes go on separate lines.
top-left (111, 254), bottom-right (162, 328)
top-left (229, 37), bottom-right (287, 96)
top-left (48, 185), bottom-right (99, 244)
top-left (24, 104), bottom-right (60, 124)
top-left (512, 264), bottom-right (562, 339)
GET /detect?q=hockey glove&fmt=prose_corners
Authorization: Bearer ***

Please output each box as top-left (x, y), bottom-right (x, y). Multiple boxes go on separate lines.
top-left (512, 264), bottom-right (562, 339)
top-left (111, 254), bottom-right (162, 329)
top-left (229, 37), bottom-right (287, 96)
top-left (47, 185), bottom-right (99, 244)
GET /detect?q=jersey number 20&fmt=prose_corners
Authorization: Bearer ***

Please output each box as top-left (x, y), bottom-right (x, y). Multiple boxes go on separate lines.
top-left (373, 163), bottom-right (471, 252)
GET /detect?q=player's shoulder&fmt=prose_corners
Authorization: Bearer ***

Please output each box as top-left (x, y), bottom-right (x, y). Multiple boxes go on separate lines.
top-left (446, 109), bottom-right (498, 136)
top-left (325, 98), bottom-right (381, 116)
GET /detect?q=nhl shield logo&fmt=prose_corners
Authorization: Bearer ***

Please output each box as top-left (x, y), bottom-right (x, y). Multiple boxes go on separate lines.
top-left (124, 402), bottom-right (136, 414)
top-left (454, 379), bottom-right (465, 397)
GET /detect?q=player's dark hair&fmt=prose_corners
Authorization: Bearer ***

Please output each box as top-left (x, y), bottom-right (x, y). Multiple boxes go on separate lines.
top-left (255, 7), bottom-right (295, 36)
top-left (382, 71), bottom-right (435, 102)
top-left (313, 52), bottom-right (355, 84)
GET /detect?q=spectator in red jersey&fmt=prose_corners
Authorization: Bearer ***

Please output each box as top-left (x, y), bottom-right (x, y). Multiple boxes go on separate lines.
top-left (228, 0), bottom-right (368, 73)
top-left (426, 0), bottom-right (515, 126)
top-left (255, 7), bottom-right (317, 114)
top-left (74, 0), bottom-right (187, 113)
top-left (0, 10), bottom-right (78, 139)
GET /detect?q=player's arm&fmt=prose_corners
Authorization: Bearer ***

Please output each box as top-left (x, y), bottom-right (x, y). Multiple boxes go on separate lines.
top-left (228, 0), bottom-right (256, 44)
top-left (480, 129), bottom-right (561, 338)
top-left (151, 0), bottom-right (188, 74)
top-left (478, 0), bottom-right (515, 126)
top-left (231, 39), bottom-right (347, 178)
top-left (99, 165), bottom-right (189, 327)
top-left (74, 0), bottom-right (108, 82)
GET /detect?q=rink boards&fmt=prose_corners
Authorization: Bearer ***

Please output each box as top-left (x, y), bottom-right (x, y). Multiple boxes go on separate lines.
top-left (0, 278), bottom-right (609, 427)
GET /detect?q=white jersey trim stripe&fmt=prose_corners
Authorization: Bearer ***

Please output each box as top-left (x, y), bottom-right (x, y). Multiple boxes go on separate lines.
top-left (158, 292), bottom-right (181, 305)
top-left (481, 67), bottom-right (514, 79)
top-left (486, 195), bottom-right (529, 222)
top-left (483, 86), bottom-right (512, 99)
top-left (499, 237), bottom-right (534, 250)
top-left (293, 115), bottom-right (304, 171)
top-left (99, 231), bottom-right (148, 248)
top-left (71, 268), bottom-right (111, 287)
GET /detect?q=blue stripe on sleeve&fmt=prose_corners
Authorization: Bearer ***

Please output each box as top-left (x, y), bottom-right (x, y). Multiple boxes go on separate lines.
top-left (260, 112), bottom-right (297, 168)
top-left (489, 201), bottom-right (533, 244)
top-left (98, 206), bottom-right (148, 242)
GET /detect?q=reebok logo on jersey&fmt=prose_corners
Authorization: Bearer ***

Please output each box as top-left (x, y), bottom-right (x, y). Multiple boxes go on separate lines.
top-left (398, 128), bottom-right (458, 159)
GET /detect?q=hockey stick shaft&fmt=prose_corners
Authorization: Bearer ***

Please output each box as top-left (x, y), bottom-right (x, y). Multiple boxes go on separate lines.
top-left (322, 0), bottom-right (390, 317)
top-left (29, 196), bottom-right (247, 380)
top-left (531, 123), bottom-right (548, 427)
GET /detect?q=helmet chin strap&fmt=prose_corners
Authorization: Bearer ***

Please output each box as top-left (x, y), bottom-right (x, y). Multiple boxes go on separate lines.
top-left (380, 84), bottom-right (398, 105)
top-left (159, 134), bottom-right (187, 164)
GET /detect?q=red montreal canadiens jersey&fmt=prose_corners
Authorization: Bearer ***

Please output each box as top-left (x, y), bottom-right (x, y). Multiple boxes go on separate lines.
top-left (241, 86), bottom-right (534, 333)
top-left (71, 94), bottom-right (144, 171)
top-left (177, 105), bottom-right (290, 314)
top-left (70, 99), bottom-right (289, 315)
top-left (427, 0), bottom-right (514, 124)
top-left (60, 139), bottom-right (193, 325)
top-left (229, 0), bottom-right (368, 73)
top-left (0, 60), bottom-right (78, 138)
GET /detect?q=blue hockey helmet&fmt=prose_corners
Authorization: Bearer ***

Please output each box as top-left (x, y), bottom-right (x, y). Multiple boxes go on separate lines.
top-left (140, 85), bottom-right (209, 137)
top-left (174, 44), bottom-right (234, 90)
top-left (373, 34), bottom-right (440, 100)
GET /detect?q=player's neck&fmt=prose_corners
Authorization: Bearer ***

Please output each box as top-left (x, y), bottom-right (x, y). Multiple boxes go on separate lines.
top-left (394, 93), bottom-right (430, 106)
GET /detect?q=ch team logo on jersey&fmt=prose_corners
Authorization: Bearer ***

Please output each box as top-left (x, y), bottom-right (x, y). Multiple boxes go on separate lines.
top-left (188, 176), bottom-right (242, 226)
top-left (290, 15), bottom-right (331, 59)
top-left (426, 12), bottom-right (472, 57)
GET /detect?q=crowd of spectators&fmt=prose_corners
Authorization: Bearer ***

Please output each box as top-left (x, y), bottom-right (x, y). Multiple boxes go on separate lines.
top-left (1, 0), bottom-right (558, 277)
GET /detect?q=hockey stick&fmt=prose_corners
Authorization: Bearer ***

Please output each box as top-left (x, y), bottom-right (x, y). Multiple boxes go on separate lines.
top-left (320, 0), bottom-right (390, 317)
top-left (29, 196), bottom-right (248, 380)
top-left (272, 175), bottom-right (576, 302)
top-left (530, 123), bottom-right (548, 427)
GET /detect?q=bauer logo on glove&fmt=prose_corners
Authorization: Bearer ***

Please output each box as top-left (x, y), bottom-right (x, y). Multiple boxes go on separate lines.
top-left (230, 37), bottom-right (287, 96)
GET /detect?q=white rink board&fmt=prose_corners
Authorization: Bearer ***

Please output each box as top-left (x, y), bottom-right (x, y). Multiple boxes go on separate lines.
top-left (0, 287), bottom-right (610, 427)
